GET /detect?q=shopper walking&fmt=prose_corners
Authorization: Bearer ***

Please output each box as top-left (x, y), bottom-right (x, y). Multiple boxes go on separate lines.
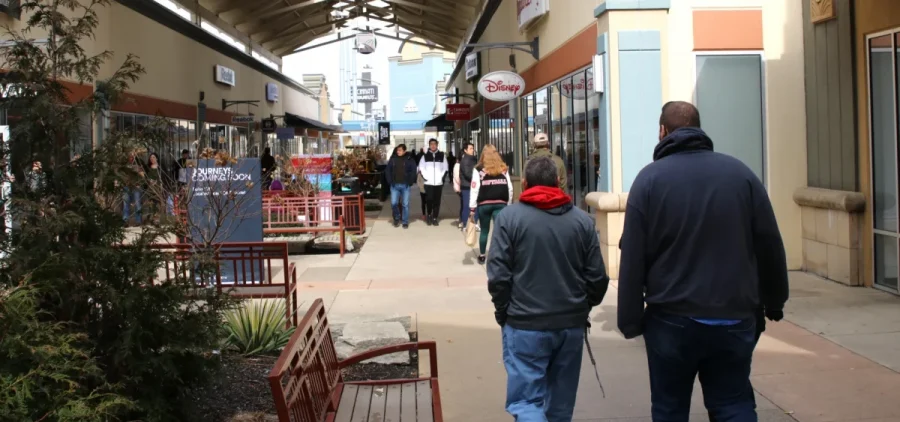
top-left (617, 101), bottom-right (789, 422)
top-left (458, 142), bottom-right (478, 229)
top-left (469, 145), bottom-right (512, 264)
top-left (418, 138), bottom-right (448, 226)
top-left (488, 156), bottom-right (609, 422)
top-left (261, 147), bottom-right (276, 190)
top-left (386, 144), bottom-right (417, 229)
top-left (123, 152), bottom-right (144, 226)
top-left (526, 133), bottom-right (567, 192)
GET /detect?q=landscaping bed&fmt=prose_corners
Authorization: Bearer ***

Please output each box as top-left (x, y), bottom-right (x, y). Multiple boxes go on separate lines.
top-left (185, 350), bottom-right (420, 421)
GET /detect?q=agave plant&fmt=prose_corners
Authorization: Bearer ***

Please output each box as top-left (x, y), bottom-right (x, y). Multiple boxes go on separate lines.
top-left (223, 299), bottom-right (295, 356)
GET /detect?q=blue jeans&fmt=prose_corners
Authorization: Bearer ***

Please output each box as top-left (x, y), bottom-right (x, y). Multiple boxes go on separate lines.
top-left (644, 311), bottom-right (758, 422)
top-left (390, 184), bottom-right (410, 224)
top-left (460, 189), bottom-right (479, 227)
top-left (123, 188), bottom-right (142, 224)
top-left (502, 325), bottom-right (584, 422)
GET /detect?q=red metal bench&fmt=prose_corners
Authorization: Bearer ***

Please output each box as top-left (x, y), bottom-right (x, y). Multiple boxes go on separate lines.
top-left (149, 241), bottom-right (300, 326)
top-left (269, 299), bottom-right (443, 422)
top-left (262, 196), bottom-right (347, 257)
top-left (262, 192), bottom-right (366, 234)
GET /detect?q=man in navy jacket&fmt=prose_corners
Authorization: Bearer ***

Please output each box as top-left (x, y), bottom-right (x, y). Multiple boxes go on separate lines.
top-left (617, 101), bottom-right (789, 421)
top-left (385, 144), bottom-right (418, 228)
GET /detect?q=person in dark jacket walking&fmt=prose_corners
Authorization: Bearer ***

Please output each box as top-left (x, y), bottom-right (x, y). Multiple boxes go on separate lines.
top-left (617, 101), bottom-right (789, 421)
top-left (261, 147), bottom-right (276, 190)
top-left (488, 156), bottom-right (610, 422)
top-left (457, 142), bottom-right (478, 229)
top-left (385, 144), bottom-right (417, 228)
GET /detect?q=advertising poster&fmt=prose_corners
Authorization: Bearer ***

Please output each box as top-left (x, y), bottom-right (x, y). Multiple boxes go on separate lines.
top-left (292, 154), bottom-right (334, 220)
top-left (189, 158), bottom-right (263, 284)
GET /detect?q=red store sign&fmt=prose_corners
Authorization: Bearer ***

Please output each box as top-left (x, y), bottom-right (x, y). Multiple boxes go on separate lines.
top-left (446, 104), bottom-right (471, 121)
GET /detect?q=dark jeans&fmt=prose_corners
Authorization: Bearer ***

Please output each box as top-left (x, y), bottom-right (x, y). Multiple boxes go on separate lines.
top-left (644, 311), bottom-right (758, 422)
top-left (424, 185), bottom-right (443, 219)
top-left (420, 191), bottom-right (427, 216)
top-left (477, 204), bottom-right (506, 254)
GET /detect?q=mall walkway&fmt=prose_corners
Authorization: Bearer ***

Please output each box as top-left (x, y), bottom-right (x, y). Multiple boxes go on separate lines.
top-left (287, 183), bottom-right (900, 421)
top-left (290, 184), bottom-right (486, 286)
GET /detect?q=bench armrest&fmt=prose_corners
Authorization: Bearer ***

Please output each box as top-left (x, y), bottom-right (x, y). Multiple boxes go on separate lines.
top-left (339, 341), bottom-right (439, 377)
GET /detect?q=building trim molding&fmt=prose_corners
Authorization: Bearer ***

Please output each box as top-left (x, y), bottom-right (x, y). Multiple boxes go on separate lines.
top-left (594, 0), bottom-right (671, 18)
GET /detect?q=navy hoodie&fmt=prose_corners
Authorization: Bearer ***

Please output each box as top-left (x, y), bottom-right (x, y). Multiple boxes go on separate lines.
top-left (617, 128), bottom-right (789, 339)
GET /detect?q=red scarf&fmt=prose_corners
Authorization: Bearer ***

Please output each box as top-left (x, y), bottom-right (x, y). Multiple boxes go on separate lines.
top-left (519, 186), bottom-right (572, 210)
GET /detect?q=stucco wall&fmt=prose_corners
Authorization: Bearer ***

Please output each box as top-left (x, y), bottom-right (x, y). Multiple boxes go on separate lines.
top-left (454, 0), bottom-right (603, 94)
top-left (0, 1), bottom-right (319, 119)
top-left (388, 54), bottom-right (453, 122)
top-left (665, 0), bottom-right (807, 269)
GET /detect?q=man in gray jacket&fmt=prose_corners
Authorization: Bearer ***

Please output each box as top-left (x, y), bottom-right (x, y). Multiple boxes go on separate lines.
top-left (487, 156), bottom-right (610, 422)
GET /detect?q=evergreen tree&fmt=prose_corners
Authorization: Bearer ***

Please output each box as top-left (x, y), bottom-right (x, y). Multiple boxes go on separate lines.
top-left (0, 1), bottom-right (236, 420)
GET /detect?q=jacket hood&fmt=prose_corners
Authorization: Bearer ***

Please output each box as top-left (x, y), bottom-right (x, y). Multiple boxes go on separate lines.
top-left (519, 186), bottom-right (573, 215)
top-left (653, 127), bottom-right (714, 161)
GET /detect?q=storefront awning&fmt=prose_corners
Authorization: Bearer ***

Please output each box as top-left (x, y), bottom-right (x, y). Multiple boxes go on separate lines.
top-left (424, 114), bottom-right (455, 132)
top-left (284, 112), bottom-right (335, 133)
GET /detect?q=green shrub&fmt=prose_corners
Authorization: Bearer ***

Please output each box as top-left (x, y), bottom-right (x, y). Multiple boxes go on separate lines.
top-left (224, 300), bottom-right (295, 356)
top-left (0, 1), bottom-right (237, 420)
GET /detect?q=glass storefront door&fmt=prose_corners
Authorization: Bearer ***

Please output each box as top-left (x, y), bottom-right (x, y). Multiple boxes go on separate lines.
top-left (518, 67), bottom-right (608, 208)
top-left (868, 31), bottom-right (900, 293)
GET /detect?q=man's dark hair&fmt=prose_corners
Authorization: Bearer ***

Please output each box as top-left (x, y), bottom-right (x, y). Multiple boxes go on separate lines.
top-left (463, 142), bottom-right (473, 151)
top-left (396, 143), bottom-right (407, 152)
top-left (659, 101), bottom-right (701, 133)
top-left (428, 138), bottom-right (437, 144)
top-left (524, 156), bottom-right (558, 188)
top-left (181, 149), bottom-right (189, 155)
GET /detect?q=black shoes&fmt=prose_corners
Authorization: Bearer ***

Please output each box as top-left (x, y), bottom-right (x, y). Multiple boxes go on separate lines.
top-left (393, 219), bottom-right (400, 228)
top-left (402, 224), bottom-right (409, 229)
top-left (432, 218), bottom-right (439, 226)
top-left (477, 255), bottom-right (486, 264)
top-left (425, 218), bottom-right (432, 226)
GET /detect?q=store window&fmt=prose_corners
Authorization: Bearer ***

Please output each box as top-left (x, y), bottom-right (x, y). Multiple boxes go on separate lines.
top-left (533, 89), bottom-right (549, 156)
top-left (108, 111), bottom-right (249, 165)
top-left (520, 66), bottom-right (606, 207)
top-left (868, 32), bottom-right (900, 293)
top-left (695, 53), bottom-right (766, 182)
top-left (487, 105), bottom-right (516, 174)
top-left (468, 118), bottom-right (481, 151)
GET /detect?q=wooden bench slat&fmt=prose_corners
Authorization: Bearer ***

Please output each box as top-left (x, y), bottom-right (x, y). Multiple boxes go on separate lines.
top-left (367, 385), bottom-right (388, 422)
top-left (335, 384), bottom-right (358, 422)
top-left (400, 382), bottom-right (416, 421)
top-left (415, 380), bottom-right (434, 422)
top-left (384, 384), bottom-right (402, 422)
top-left (350, 385), bottom-right (373, 422)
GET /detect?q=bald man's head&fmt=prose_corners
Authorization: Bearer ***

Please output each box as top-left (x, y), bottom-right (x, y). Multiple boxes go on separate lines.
top-left (659, 101), bottom-right (701, 141)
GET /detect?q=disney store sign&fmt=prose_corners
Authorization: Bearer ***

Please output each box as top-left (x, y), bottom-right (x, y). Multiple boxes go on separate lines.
top-left (477, 71), bottom-right (526, 102)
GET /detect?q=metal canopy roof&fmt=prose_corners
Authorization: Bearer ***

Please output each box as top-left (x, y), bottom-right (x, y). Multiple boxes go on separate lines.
top-left (203, 0), bottom-right (482, 56)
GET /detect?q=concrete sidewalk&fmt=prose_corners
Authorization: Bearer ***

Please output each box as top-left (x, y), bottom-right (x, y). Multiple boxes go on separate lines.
top-left (290, 184), bottom-right (484, 283)
top-left (296, 272), bottom-right (900, 422)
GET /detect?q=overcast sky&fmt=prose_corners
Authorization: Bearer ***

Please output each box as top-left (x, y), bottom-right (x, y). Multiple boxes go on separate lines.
top-left (282, 29), bottom-right (402, 111)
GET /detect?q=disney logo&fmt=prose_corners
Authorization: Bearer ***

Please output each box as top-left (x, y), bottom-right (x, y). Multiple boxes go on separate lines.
top-left (482, 79), bottom-right (522, 94)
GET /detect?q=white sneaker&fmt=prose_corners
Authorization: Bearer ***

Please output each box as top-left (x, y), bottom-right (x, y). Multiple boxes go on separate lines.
top-left (475, 224), bottom-right (481, 232)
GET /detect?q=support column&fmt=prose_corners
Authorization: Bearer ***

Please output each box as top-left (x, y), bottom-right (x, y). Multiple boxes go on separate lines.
top-left (588, 1), bottom-right (670, 279)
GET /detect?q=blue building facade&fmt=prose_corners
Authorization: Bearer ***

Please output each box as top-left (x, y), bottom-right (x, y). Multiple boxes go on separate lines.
top-left (388, 50), bottom-right (454, 131)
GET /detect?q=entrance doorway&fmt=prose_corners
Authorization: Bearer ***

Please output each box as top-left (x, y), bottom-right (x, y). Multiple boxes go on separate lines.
top-left (868, 31), bottom-right (900, 293)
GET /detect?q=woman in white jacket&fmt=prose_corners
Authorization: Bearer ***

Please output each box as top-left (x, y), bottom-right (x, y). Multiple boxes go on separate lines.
top-left (469, 144), bottom-right (513, 264)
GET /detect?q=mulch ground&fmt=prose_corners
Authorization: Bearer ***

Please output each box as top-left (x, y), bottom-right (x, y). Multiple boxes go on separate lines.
top-left (185, 352), bottom-right (419, 421)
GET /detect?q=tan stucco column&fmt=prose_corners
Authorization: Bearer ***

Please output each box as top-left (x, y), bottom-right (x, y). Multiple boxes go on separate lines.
top-left (585, 192), bottom-right (628, 279)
